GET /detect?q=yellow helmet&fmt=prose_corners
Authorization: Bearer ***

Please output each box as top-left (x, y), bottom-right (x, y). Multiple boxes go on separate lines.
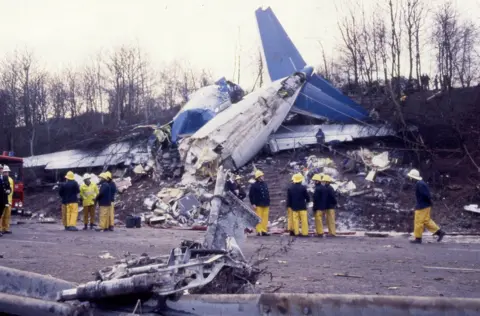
top-left (105, 171), bottom-right (112, 180)
top-left (99, 172), bottom-right (108, 180)
top-left (292, 173), bottom-right (304, 183)
top-left (322, 174), bottom-right (334, 183)
top-left (254, 170), bottom-right (264, 179)
top-left (65, 171), bottom-right (75, 180)
top-left (312, 173), bottom-right (323, 182)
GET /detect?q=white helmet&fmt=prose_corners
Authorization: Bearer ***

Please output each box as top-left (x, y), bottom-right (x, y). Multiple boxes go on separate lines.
top-left (407, 169), bottom-right (422, 181)
top-left (83, 173), bottom-right (91, 180)
top-left (2, 165), bottom-right (11, 172)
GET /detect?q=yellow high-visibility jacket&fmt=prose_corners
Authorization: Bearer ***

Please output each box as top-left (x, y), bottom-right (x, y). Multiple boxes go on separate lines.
top-left (80, 182), bottom-right (99, 207)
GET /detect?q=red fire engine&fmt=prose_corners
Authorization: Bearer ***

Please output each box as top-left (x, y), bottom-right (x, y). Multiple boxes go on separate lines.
top-left (0, 152), bottom-right (24, 212)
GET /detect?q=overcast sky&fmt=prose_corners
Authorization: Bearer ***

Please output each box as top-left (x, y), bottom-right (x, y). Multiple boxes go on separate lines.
top-left (0, 0), bottom-right (479, 87)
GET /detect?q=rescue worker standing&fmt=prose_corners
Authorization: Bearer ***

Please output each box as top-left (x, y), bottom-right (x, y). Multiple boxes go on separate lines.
top-left (1, 165), bottom-right (14, 234)
top-left (80, 173), bottom-right (99, 230)
top-left (319, 175), bottom-right (337, 237)
top-left (58, 180), bottom-right (67, 230)
top-left (226, 174), bottom-right (246, 200)
top-left (249, 170), bottom-right (270, 236)
top-left (96, 173), bottom-right (112, 232)
top-left (0, 165), bottom-right (12, 238)
top-left (286, 178), bottom-right (294, 236)
top-left (312, 173), bottom-right (325, 237)
top-left (287, 173), bottom-right (310, 237)
top-left (407, 169), bottom-right (446, 243)
top-left (105, 171), bottom-right (116, 231)
top-left (61, 171), bottom-right (80, 231)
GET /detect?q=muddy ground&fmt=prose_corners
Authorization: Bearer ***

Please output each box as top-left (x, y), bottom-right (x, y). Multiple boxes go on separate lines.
top-left (1, 221), bottom-right (479, 299)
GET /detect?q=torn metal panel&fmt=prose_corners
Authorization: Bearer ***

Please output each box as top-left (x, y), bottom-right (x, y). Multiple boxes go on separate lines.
top-left (268, 124), bottom-right (399, 153)
top-left (23, 141), bottom-right (149, 170)
top-left (179, 72), bottom-right (307, 180)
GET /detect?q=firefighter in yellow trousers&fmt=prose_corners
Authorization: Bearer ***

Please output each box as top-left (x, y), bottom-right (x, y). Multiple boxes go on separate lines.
top-left (249, 170), bottom-right (270, 236)
top-left (313, 174), bottom-right (337, 237)
top-left (96, 173), bottom-right (112, 232)
top-left (59, 171), bottom-right (80, 231)
top-left (407, 169), bottom-right (446, 244)
top-left (80, 173), bottom-right (99, 230)
top-left (287, 173), bottom-right (310, 237)
top-left (105, 171), bottom-right (116, 231)
top-left (1, 165), bottom-right (14, 234)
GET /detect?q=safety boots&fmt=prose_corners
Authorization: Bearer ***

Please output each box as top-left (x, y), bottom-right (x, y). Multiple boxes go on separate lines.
top-left (410, 238), bottom-right (422, 244)
top-left (90, 224), bottom-right (94, 230)
top-left (83, 224), bottom-right (88, 230)
top-left (434, 229), bottom-right (446, 242)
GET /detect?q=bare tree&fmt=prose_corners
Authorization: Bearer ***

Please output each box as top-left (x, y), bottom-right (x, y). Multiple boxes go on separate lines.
top-left (337, 4), bottom-right (361, 90)
top-left (432, 1), bottom-right (461, 90)
top-left (404, 0), bottom-right (417, 80)
top-left (455, 20), bottom-right (479, 87)
top-left (389, 0), bottom-right (403, 94)
top-left (64, 68), bottom-right (81, 118)
top-left (0, 53), bottom-right (21, 150)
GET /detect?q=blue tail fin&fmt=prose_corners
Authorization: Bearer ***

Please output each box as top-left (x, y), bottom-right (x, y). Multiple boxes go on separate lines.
top-left (255, 7), bottom-right (368, 123)
top-left (255, 7), bottom-right (306, 81)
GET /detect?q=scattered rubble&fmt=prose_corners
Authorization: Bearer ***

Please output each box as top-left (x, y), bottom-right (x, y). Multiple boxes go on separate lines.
top-left (464, 204), bottom-right (480, 214)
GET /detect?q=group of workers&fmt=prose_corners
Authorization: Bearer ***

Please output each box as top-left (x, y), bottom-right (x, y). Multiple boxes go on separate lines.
top-left (59, 171), bottom-right (116, 232)
top-left (0, 165), bottom-right (14, 237)
top-left (242, 168), bottom-right (446, 243)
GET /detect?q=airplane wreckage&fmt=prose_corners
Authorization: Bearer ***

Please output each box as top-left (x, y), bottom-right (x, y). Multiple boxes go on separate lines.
top-left (5, 7), bottom-right (480, 316)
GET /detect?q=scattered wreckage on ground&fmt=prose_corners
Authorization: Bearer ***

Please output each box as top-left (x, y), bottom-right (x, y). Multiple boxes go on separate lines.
top-left (2, 168), bottom-right (480, 316)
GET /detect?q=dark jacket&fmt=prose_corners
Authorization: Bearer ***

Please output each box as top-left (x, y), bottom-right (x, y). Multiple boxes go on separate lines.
top-left (226, 180), bottom-right (246, 200)
top-left (60, 180), bottom-right (79, 204)
top-left (58, 183), bottom-right (67, 204)
top-left (0, 175), bottom-right (11, 214)
top-left (415, 180), bottom-right (432, 210)
top-left (287, 183), bottom-right (310, 211)
top-left (315, 184), bottom-right (337, 210)
top-left (109, 181), bottom-right (117, 203)
top-left (249, 181), bottom-right (270, 207)
top-left (313, 184), bottom-right (324, 212)
top-left (97, 182), bottom-right (112, 207)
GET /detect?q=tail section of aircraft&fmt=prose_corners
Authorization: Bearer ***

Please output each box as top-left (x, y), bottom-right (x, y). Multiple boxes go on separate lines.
top-left (255, 7), bottom-right (368, 123)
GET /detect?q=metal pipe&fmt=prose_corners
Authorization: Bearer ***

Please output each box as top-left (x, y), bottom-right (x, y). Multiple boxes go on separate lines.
top-left (0, 266), bottom-right (75, 301)
top-left (0, 292), bottom-right (81, 316)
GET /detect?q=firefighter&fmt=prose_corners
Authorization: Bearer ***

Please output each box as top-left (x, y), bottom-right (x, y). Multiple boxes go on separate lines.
top-left (407, 169), bottom-right (446, 243)
top-left (61, 171), bottom-right (80, 231)
top-left (287, 173), bottom-right (310, 237)
top-left (320, 174), bottom-right (337, 237)
top-left (249, 169), bottom-right (270, 236)
top-left (312, 173), bottom-right (325, 237)
top-left (58, 179), bottom-right (68, 230)
top-left (105, 171), bottom-right (116, 231)
top-left (96, 173), bottom-right (112, 232)
top-left (226, 174), bottom-right (246, 200)
top-left (0, 165), bottom-right (12, 238)
top-left (286, 177), bottom-right (294, 236)
top-left (1, 165), bottom-right (14, 234)
top-left (80, 173), bottom-right (99, 230)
